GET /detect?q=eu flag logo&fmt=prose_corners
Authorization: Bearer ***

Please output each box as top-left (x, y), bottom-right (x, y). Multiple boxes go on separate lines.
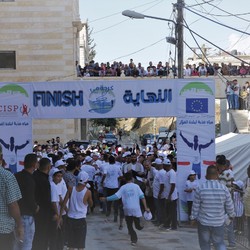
top-left (186, 98), bottom-right (208, 113)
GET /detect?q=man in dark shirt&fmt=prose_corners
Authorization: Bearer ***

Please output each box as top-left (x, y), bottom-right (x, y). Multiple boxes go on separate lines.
top-left (15, 153), bottom-right (39, 250)
top-left (32, 157), bottom-right (52, 250)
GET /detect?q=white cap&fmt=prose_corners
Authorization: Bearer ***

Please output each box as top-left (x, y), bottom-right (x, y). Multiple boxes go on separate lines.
top-left (84, 156), bottom-right (92, 163)
top-left (49, 168), bottom-right (62, 177)
top-left (189, 170), bottom-right (196, 175)
top-left (143, 211), bottom-right (153, 221)
top-left (55, 159), bottom-right (66, 168)
top-left (153, 158), bottom-right (162, 165)
top-left (233, 180), bottom-right (244, 189)
top-left (162, 158), bottom-right (171, 165)
top-left (77, 171), bottom-right (89, 184)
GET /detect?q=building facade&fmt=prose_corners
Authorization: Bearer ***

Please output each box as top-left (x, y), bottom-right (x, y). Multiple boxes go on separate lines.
top-left (0, 0), bottom-right (84, 144)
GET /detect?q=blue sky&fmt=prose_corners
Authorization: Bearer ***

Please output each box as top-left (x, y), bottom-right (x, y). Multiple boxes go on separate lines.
top-left (80, 0), bottom-right (250, 66)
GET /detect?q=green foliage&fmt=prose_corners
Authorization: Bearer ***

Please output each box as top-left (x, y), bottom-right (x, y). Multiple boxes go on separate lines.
top-left (91, 118), bottom-right (117, 128)
top-left (86, 23), bottom-right (96, 62)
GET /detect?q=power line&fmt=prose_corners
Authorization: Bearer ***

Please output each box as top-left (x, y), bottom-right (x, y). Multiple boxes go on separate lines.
top-left (88, 0), bottom-right (163, 23)
top-left (184, 6), bottom-right (250, 36)
top-left (183, 18), bottom-right (229, 83)
top-left (108, 38), bottom-right (166, 63)
top-left (186, 0), bottom-right (215, 8)
top-left (92, 0), bottom-right (164, 35)
top-left (183, 23), bottom-right (250, 65)
top-left (203, 0), bottom-right (250, 22)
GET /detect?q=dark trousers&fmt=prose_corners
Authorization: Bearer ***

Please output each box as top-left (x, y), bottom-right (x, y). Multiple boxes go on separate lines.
top-left (187, 201), bottom-right (193, 218)
top-left (145, 195), bottom-right (155, 220)
top-left (165, 199), bottom-right (178, 229)
top-left (49, 220), bottom-right (63, 250)
top-left (32, 213), bottom-right (50, 250)
top-left (154, 198), bottom-right (166, 225)
top-left (0, 232), bottom-right (14, 250)
top-left (125, 216), bottom-right (143, 243)
top-left (105, 187), bottom-right (119, 217)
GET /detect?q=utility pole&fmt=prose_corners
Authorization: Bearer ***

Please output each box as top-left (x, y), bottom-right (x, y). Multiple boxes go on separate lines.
top-left (176, 0), bottom-right (184, 78)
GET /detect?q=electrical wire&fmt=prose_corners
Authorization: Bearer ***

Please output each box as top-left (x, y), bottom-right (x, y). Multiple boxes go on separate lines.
top-left (88, 0), bottom-right (163, 23)
top-left (203, 0), bottom-right (250, 22)
top-left (183, 23), bottom-right (250, 65)
top-left (92, 0), bottom-right (164, 35)
top-left (183, 18), bottom-right (229, 83)
top-left (186, 0), bottom-right (215, 8)
top-left (184, 6), bottom-right (250, 36)
top-left (108, 38), bottom-right (166, 63)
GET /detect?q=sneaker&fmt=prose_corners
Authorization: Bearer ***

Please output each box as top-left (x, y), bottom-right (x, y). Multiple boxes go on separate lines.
top-left (158, 224), bottom-right (165, 230)
top-left (99, 208), bottom-right (103, 212)
top-left (131, 242), bottom-right (136, 246)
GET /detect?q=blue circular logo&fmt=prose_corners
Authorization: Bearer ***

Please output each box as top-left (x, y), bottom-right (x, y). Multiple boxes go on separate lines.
top-left (89, 86), bottom-right (115, 114)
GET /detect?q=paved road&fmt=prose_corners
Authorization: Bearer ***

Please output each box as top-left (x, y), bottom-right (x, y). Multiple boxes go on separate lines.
top-left (84, 210), bottom-right (247, 250)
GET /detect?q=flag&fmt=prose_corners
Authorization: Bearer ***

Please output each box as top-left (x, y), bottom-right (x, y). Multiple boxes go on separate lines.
top-left (186, 98), bottom-right (208, 113)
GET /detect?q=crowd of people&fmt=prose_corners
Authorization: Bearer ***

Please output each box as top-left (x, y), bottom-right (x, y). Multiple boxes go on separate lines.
top-left (225, 79), bottom-right (250, 110)
top-left (76, 59), bottom-right (250, 78)
top-left (0, 134), bottom-right (250, 250)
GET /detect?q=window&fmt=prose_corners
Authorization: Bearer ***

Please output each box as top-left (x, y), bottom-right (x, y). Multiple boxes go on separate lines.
top-left (0, 51), bottom-right (16, 69)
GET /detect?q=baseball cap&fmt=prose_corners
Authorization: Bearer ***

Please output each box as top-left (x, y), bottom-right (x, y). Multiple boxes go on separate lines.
top-left (143, 211), bottom-right (153, 221)
top-left (152, 158), bottom-right (163, 165)
top-left (162, 158), bottom-right (171, 165)
top-left (77, 171), bottom-right (89, 184)
top-left (84, 156), bottom-right (92, 163)
top-left (55, 159), bottom-right (66, 168)
top-left (189, 170), bottom-right (196, 175)
top-left (49, 168), bottom-right (62, 177)
top-left (233, 180), bottom-right (244, 189)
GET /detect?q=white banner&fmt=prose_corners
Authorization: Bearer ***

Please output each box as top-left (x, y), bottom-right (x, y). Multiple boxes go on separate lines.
top-left (0, 83), bottom-right (32, 172)
top-left (31, 80), bottom-right (176, 118)
top-left (176, 80), bottom-right (215, 221)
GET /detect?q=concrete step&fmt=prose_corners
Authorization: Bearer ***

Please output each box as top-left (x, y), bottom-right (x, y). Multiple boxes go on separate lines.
top-left (229, 110), bottom-right (249, 133)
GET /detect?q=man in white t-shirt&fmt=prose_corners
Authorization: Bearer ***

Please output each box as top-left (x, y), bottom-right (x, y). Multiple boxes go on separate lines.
top-left (102, 172), bottom-right (149, 246)
top-left (49, 168), bottom-right (64, 250)
top-left (101, 155), bottom-right (123, 221)
top-left (152, 158), bottom-right (167, 227)
top-left (81, 156), bottom-right (96, 213)
top-left (163, 158), bottom-right (178, 230)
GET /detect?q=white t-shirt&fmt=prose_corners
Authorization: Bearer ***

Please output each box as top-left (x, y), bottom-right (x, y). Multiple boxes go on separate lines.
top-left (50, 181), bottom-right (60, 213)
top-left (57, 179), bottom-right (68, 215)
top-left (152, 169), bottom-right (167, 199)
top-left (185, 180), bottom-right (199, 201)
top-left (81, 164), bottom-right (96, 181)
top-left (104, 163), bottom-right (122, 189)
top-left (165, 169), bottom-right (178, 200)
top-left (115, 182), bottom-right (143, 217)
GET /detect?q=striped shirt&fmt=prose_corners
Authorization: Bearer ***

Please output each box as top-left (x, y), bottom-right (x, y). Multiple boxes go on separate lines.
top-left (191, 180), bottom-right (235, 227)
top-left (0, 167), bottom-right (22, 233)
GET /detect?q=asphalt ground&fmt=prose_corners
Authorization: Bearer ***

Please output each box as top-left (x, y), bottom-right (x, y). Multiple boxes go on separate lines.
top-left (84, 210), bottom-right (247, 250)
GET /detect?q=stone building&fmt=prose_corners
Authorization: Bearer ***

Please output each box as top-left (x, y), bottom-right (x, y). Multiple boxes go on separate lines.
top-left (0, 0), bottom-right (85, 144)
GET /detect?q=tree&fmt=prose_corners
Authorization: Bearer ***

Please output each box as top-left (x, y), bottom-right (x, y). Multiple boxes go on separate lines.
top-left (84, 22), bottom-right (96, 63)
top-left (90, 118), bottom-right (117, 129)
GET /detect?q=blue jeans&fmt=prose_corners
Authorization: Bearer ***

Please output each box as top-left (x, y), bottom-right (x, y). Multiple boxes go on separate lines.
top-left (14, 215), bottom-right (35, 250)
top-left (225, 221), bottom-right (236, 246)
top-left (233, 94), bottom-right (239, 109)
top-left (197, 222), bottom-right (226, 250)
top-left (227, 95), bottom-right (233, 109)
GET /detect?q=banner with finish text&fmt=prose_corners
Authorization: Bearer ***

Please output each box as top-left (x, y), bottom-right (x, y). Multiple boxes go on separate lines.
top-left (0, 79), bottom-right (215, 222)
